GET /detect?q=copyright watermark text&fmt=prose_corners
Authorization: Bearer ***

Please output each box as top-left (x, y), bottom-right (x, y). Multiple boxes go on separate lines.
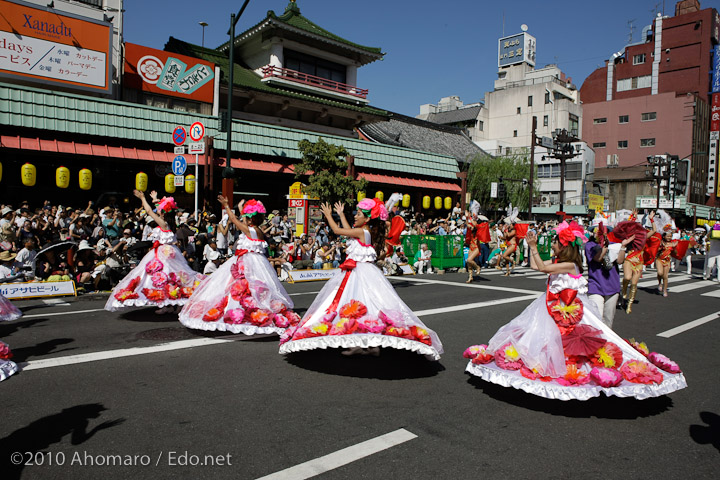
top-left (10, 451), bottom-right (232, 467)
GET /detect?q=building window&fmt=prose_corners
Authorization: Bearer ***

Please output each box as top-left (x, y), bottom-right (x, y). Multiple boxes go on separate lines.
top-left (617, 75), bottom-right (651, 92)
top-left (640, 138), bottom-right (656, 147)
top-left (513, 130), bottom-right (518, 137)
top-left (544, 92), bottom-right (551, 104)
top-left (593, 142), bottom-right (606, 148)
top-left (517, 107), bottom-right (521, 114)
top-left (569, 114), bottom-right (579, 137)
top-left (594, 117), bottom-right (607, 124)
top-left (543, 115), bottom-right (548, 127)
top-left (528, 96), bottom-right (533, 107)
top-left (537, 164), bottom-right (562, 178)
top-left (641, 112), bottom-right (657, 121)
top-left (633, 53), bottom-right (646, 65)
top-left (619, 115), bottom-right (629, 124)
top-left (618, 140), bottom-right (628, 149)
top-left (284, 49), bottom-right (347, 84)
top-left (477, 120), bottom-right (484, 131)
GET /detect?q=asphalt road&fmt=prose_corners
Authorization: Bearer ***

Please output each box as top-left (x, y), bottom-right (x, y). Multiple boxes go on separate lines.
top-left (1, 266), bottom-right (718, 479)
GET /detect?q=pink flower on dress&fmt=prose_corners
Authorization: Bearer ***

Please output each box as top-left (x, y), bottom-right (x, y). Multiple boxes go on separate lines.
top-left (590, 342), bottom-right (623, 369)
top-left (223, 308), bottom-right (246, 325)
top-left (494, 343), bottom-right (524, 370)
top-left (250, 281), bottom-right (270, 304)
top-left (0, 341), bottom-right (12, 360)
top-left (284, 310), bottom-right (301, 325)
top-left (378, 310), bottom-right (404, 328)
top-left (355, 315), bottom-right (385, 334)
top-left (464, 345), bottom-right (493, 364)
top-left (590, 367), bottom-right (624, 388)
top-left (339, 300), bottom-right (368, 319)
top-left (625, 338), bottom-right (650, 357)
top-left (186, 301), bottom-right (207, 319)
top-left (241, 296), bottom-right (258, 310)
top-left (279, 329), bottom-right (294, 345)
top-left (151, 272), bottom-right (169, 288)
top-left (249, 309), bottom-right (274, 327)
top-left (230, 260), bottom-right (245, 280)
top-left (648, 352), bottom-right (681, 374)
top-left (329, 317), bottom-right (357, 335)
top-left (145, 258), bottom-right (164, 274)
top-left (159, 245), bottom-right (175, 259)
top-left (555, 364), bottom-right (591, 386)
top-left (270, 300), bottom-right (286, 314)
top-left (320, 312), bottom-right (337, 324)
top-left (180, 287), bottom-right (194, 298)
top-left (620, 360), bottom-right (664, 384)
top-left (274, 313), bottom-right (290, 329)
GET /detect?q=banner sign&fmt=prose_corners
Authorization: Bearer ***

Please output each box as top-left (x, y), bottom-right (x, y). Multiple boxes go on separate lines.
top-left (588, 194), bottom-right (605, 212)
top-left (498, 32), bottom-right (536, 68)
top-left (0, 0), bottom-right (112, 92)
top-left (124, 43), bottom-right (215, 103)
top-left (0, 280), bottom-right (76, 299)
top-left (712, 46), bottom-right (720, 94)
top-left (288, 268), bottom-right (339, 283)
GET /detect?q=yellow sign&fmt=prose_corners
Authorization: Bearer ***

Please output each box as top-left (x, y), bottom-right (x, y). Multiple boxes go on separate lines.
top-left (289, 182), bottom-right (305, 199)
top-left (588, 194), bottom-right (605, 212)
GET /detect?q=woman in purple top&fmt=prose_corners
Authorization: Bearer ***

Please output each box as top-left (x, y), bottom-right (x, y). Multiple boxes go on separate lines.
top-left (584, 226), bottom-right (633, 328)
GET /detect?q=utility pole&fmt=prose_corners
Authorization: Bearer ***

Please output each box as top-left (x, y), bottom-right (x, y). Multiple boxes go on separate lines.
top-left (528, 115), bottom-right (537, 219)
top-left (648, 154), bottom-right (670, 209)
top-left (545, 129), bottom-right (580, 213)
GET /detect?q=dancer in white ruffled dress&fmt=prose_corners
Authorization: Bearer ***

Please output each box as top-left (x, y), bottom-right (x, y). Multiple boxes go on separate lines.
top-left (179, 196), bottom-right (300, 335)
top-left (279, 199), bottom-right (443, 360)
top-left (464, 221), bottom-right (687, 400)
top-left (0, 293), bottom-right (21, 381)
top-left (105, 190), bottom-right (205, 314)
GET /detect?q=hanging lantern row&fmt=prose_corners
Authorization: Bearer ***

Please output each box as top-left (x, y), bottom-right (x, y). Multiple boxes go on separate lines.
top-left (402, 194), bottom-right (410, 208)
top-left (352, 192), bottom-right (455, 210)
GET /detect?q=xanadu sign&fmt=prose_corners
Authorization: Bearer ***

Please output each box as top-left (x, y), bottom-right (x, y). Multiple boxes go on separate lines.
top-left (124, 42), bottom-right (215, 104)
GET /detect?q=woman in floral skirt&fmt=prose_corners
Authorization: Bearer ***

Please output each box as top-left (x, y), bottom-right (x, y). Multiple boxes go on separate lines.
top-left (464, 221), bottom-right (686, 400)
top-left (105, 190), bottom-right (205, 314)
top-left (178, 196), bottom-right (299, 335)
top-left (0, 293), bottom-right (21, 382)
top-left (279, 198), bottom-right (443, 359)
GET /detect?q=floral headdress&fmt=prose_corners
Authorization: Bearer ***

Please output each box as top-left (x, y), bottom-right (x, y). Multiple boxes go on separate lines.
top-left (554, 221), bottom-right (587, 247)
top-left (358, 198), bottom-right (388, 221)
top-left (156, 197), bottom-right (178, 213)
top-left (242, 199), bottom-right (266, 217)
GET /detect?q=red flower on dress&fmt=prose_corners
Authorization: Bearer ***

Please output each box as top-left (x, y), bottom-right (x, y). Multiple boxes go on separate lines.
top-left (180, 287), bottom-right (194, 298)
top-left (520, 366), bottom-right (552, 381)
top-left (385, 326), bottom-right (414, 339)
top-left (164, 284), bottom-right (181, 300)
top-left (223, 308), bottom-right (245, 325)
top-left (620, 360), bottom-right (664, 384)
top-left (273, 313), bottom-right (290, 329)
top-left (590, 342), bottom-right (623, 369)
top-left (339, 300), bottom-right (368, 319)
top-left (145, 258), bottom-right (164, 274)
top-left (283, 310), bottom-right (301, 325)
top-left (547, 297), bottom-right (584, 334)
top-left (329, 317), bottom-right (358, 335)
top-left (355, 316), bottom-right (385, 334)
top-left (556, 363), bottom-right (591, 386)
top-left (0, 341), bottom-right (13, 360)
top-left (465, 344), bottom-right (493, 365)
top-left (203, 297), bottom-right (228, 322)
top-left (625, 338), bottom-right (650, 357)
top-left (249, 309), bottom-right (273, 327)
top-left (142, 288), bottom-right (166, 302)
top-left (114, 290), bottom-right (139, 302)
top-left (410, 326), bottom-right (432, 345)
top-left (494, 343), bottom-right (524, 370)
top-left (230, 279), bottom-right (249, 301)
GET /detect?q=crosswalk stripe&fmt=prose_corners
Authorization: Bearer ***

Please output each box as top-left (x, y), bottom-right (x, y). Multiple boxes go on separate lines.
top-left (669, 280), bottom-right (719, 293)
top-left (657, 311), bottom-right (720, 338)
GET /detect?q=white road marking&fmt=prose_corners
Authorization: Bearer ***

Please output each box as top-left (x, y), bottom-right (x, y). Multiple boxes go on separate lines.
top-left (42, 299), bottom-right (70, 306)
top-left (22, 308), bottom-right (106, 319)
top-left (668, 280), bottom-right (718, 293)
top-left (289, 291), bottom-right (321, 296)
top-left (637, 274), bottom-right (691, 289)
top-left (701, 289), bottom-right (720, 298)
top-left (255, 428), bottom-right (417, 480)
top-left (394, 277), bottom-right (539, 295)
top-left (414, 294), bottom-right (540, 317)
top-left (657, 311), bottom-right (720, 338)
top-left (19, 337), bottom-right (236, 371)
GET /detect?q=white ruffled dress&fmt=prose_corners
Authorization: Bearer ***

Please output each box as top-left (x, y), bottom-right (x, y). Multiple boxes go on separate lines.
top-left (179, 227), bottom-right (299, 335)
top-left (279, 231), bottom-right (443, 360)
top-left (465, 271), bottom-right (687, 400)
top-left (105, 227), bottom-right (205, 311)
top-left (0, 294), bottom-right (21, 381)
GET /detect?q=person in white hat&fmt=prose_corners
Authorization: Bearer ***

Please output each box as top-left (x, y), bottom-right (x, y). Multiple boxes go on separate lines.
top-left (203, 249), bottom-right (222, 275)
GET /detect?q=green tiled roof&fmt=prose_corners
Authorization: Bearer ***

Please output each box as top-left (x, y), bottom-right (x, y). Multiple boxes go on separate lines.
top-left (218, 1), bottom-right (383, 57)
top-left (164, 37), bottom-right (388, 118)
top-left (0, 83), bottom-right (458, 180)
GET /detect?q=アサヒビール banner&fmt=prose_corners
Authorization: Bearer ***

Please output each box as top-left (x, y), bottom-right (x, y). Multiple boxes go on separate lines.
top-left (124, 43), bottom-right (215, 104)
top-left (0, 0), bottom-right (112, 92)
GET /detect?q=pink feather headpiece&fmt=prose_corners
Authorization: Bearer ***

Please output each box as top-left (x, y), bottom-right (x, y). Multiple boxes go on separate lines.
top-left (358, 198), bottom-right (388, 221)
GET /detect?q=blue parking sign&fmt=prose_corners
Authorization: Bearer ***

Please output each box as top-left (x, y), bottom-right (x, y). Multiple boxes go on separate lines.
top-left (172, 155), bottom-right (187, 175)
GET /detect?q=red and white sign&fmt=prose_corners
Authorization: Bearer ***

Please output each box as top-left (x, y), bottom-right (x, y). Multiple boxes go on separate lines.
top-left (189, 121), bottom-right (205, 142)
top-left (172, 126), bottom-right (187, 146)
top-left (289, 199), bottom-right (304, 207)
top-left (711, 93), bottom-right (720, 132)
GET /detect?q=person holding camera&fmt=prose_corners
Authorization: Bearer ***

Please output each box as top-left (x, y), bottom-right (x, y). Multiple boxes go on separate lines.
top-left (584, 225), bottom-right (633, 328)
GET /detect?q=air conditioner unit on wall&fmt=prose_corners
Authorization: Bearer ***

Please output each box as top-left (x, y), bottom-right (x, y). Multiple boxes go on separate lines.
top-left (540, 195), bottom-right (550, 207)
top-left (606, 154), bottom-right (619, 167)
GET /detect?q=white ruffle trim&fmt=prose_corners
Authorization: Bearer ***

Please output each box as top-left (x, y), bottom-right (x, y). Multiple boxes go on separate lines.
top-left (279, 333), bottom-right (441, 361)
top-left (465, 362), bottom-right (687, 401)
top-left (0, 311), bottom-right (23, 322)
top-left (345, 238), bottom-right (377, 263)
top-left (235, 235), bottom-right (267, 254)
top-left (178, 316), bottom-right (284, 336)
top-left (0, 359), bottom-right (18, 381)
top-left (105, 298), bottom-right (189, 312)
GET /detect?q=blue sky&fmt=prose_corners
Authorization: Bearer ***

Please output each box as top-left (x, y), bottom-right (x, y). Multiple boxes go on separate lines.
top-left (124, 0), bottom-right (720, 116)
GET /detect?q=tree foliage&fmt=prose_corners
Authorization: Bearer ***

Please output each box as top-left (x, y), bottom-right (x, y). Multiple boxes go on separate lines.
top-left (467, 151), bottom-right (538, 212)
top-left (294, 138), bottom-right (368, 205)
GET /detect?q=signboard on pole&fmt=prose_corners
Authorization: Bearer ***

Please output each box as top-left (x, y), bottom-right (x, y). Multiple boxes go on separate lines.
top-left (189, 121), bottom-right (205, 142)
top-left (490, 182), bottom-right (498, 198)
top-left (188, 143), bottom-right (205, 154)
top-left (588, 194), bottom-right (604, 212)
top-left (172, 155), bottom-right (187, 175)
top-left (709, 93), bottom-right (720, 195)
top-left (174, 175), bottom-right (185, 187)
top-left (172, 126), bottom-right (187, 146)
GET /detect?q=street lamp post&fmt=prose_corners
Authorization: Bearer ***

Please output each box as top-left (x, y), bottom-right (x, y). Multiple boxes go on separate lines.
top-left (199, 21), bottom-right (208, 48)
